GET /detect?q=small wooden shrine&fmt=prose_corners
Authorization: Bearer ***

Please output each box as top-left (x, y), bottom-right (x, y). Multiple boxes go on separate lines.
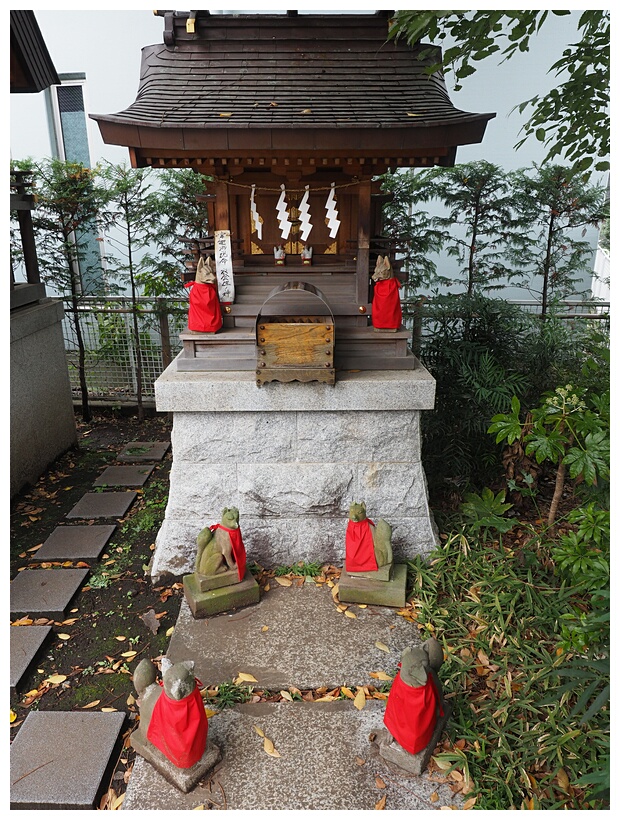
top-left (92, 11), bottom-right (494, 380)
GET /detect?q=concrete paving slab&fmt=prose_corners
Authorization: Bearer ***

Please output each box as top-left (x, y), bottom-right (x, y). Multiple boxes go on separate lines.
top-left (10, 710), bottom-right (126, 810)
top-left (10, 626), bottom-right (52, 694)
top-left (117, 441), bottom-right (170, 462)
top-left (93, 464), bottom-right (154, 487)
top-left (34, 524), bottom-right (117, 562)
top-left (66, 491), bottom-right (137, 520)
top-left (10, 568), bottom-right (89, 619)
top-left (122, 701), bottom-right (461, 810)
top-left (167, 582), bottom-right (419, 689)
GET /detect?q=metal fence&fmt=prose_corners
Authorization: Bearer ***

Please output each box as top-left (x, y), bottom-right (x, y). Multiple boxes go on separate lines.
top-left (61, 296), bottom-right (610, 404)
top-left (61, 297), bottom-right (188, 403)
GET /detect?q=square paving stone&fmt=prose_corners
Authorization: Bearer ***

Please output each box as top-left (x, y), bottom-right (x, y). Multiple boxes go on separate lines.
top-left (93, 464), bottom-right (154, 487)
top-left (10, 626), bottom-right (52, 695)
top-left (10, 710), bottom-right (126, 810)
top-left (66, 491), bottom-right (137, 520)
top-left (10, 569), bottom-right (90, 619)
top-left (117, 441), bottom-right (170, 462)
top-left (35, 524), bottom-right (117, 562)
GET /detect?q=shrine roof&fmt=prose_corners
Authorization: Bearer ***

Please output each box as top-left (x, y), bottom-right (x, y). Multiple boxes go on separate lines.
top-left (91, 12), bottom-right (495, 169)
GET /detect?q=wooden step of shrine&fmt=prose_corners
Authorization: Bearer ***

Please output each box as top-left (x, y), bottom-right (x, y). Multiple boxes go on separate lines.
top-left (176, 325), bottom-right (415, 372)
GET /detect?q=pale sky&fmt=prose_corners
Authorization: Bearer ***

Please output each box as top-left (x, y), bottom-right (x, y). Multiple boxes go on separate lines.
top-left (10, 5), bottom-right (603, 178)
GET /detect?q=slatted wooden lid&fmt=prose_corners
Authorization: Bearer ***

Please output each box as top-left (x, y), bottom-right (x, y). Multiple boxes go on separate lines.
top-left (91, 11), bottom-right (495, 171)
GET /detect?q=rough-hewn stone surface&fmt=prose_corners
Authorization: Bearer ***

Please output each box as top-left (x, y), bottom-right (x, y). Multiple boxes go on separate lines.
top-left (152, 368), bottom-right (438, 582)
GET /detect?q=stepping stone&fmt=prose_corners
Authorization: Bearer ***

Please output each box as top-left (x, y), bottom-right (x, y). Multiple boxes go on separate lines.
top-left (167, 582), bottom-right (418, 690)
top-left (123, 701), bottom-right (461, 810)
top-left (117, 441), bottom-right (170, 462)
top-left (10, 626), bottom-right (52, 695)
top-left (10, 569), bottom-right (89, 619)
top-left (66, 491), bottom-right (137, 520)
top-left (34, 525), bottom-right (117, 562)
top-left (93, 464), bottom-right (154, 487)
top-left (10, 710), bottom-right (125, 810)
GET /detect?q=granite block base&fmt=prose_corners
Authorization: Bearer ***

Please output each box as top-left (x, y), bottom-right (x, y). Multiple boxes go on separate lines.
top-left (338, 563), bottom-right (407, 608)
top-left (183, 569), bottom-right (260, 618)
top-left (130, 732), bottom-right (221, 794)
top-left (375, 701), bottom-right (452, 775)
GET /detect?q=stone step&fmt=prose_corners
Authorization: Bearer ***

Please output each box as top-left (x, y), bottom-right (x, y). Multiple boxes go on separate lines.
top-left (10, 568), bottom-right (90, 619)
top-left (33, 524), bottom-right (117, 563)
top-left (66, 491), bottom-right (137, 520)
top-left (166, 581), bottom-right (414, 690)
top-left (10, 711), bottom-right (126, 810)
top-left (10, 626), bottom-right (52, 696)
top-left (122, 701), bottom-right (461, 810)
top-left (117, 442), bottom-right (170, 463)
top-left (93, 465), bottom-right (154, 487)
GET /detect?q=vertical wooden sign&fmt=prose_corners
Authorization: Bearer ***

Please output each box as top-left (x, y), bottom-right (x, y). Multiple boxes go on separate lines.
top-left (214, 229), bottom-right (235, 304)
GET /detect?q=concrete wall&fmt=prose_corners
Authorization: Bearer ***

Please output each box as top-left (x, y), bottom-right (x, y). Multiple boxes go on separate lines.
top-left (11, 298), bottom-right (77, 498)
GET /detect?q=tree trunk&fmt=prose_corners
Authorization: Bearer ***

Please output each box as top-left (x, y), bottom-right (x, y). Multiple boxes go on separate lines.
top-left (540, 211), bottom-right (556, 320)
top-left (548, 459), bottom-right (566, 529)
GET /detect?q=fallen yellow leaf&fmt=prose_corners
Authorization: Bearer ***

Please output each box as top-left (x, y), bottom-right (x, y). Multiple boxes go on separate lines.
top-left (556, 768), bottom-right (570, 791)
top-left (353, 688), bottom-right (366, 710)
top-left (193, 806), bottom-right (205, 810)
top-left (355, 756), bottom-right (365, 766)
top-left (45, 674), bottom-right (67, 685)
top-left (24, 689), bottom-right (40, 698)
top-left (375, 795), bottom-right (386, 810)
top-left (127, 694), bottom-right (135, 706)
top-left (345, 610), bottom-right (357, 619)
top-left (112, 793), bottom-right (125, 810)
top-left (115, 636), bottom-right (127, 642)
top-left (375, 775), bottom-right (386, 789)
top-left (204, 708), bottom-right (218, 719)
top-left (166, 626), bottom-right (175, 637)
top-left (357, 604), bottom-right (368, 609)
top-left (10, 710), bottom-right (17, 723)
top-left (340, 687), bottom-right (355, 699)
top-left (261, 625), bottom-right (269, 632)
top-left (219, 112), bottom-right (232, 117)
top-left (375, 641), bottom-right (390, 653)
top-left (462, 797), bottom-right (477, 809)
top-left (82, 700), bottom-right (101, 709)
top-left (430, 792), bottom-right (439, 803)
top-left (235, 672), bottom-right (258, 684)
top-left (314, 695), bottom-right (337, 702)
top-left (12, 617), bottom-right (33, 626)
top-left (370, 671), bottom-right (393, 681)
top-left (275, 577), bottom-right (292, 587)
top-left (280, 690), bottom-right (293, 702)
top-left (121, 651), bottom-right (137, 658)
top-left (263, 737), bottom-right (281, 757)
top-left (101, 707), bottom-right (118, 712)
top-left (253, 725), bottom-right (265, 737)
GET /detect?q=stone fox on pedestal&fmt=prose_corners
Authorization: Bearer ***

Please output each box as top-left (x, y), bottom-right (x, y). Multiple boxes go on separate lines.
top-left (346, 501), bottom-right (393, 573)
top-left (195, 507), bottom-right (246, 581)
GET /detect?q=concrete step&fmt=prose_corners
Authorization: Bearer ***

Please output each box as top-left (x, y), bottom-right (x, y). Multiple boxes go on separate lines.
top-left (10, 711), bottom-right (126, 810)
top-left (33, 524), bottom-right (117, 563)
top-left (10, 626), bottom-right (52, 696)
top-left (10, 568), bottom-right (90, 619)
top-left (122, 701), bottom-right (461, 810)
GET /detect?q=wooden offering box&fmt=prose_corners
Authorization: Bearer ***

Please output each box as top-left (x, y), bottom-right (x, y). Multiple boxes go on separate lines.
top-left (256, 283), bottom-right (335, 386)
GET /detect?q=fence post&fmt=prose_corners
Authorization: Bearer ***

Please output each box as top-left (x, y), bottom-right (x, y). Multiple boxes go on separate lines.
top-left (412, 297), bottom-right (426, 359)
top-left (158, 300), bottom-right (173, 370)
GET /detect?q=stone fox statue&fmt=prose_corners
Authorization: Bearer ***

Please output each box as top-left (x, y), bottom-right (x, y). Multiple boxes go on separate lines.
top-left (346, 501), bottom-right (393, 573)
top-left (132, 657), bottom-right (208, 769)
top-left (195, 507), bottom-right (246, 582)
top-left (383, 638), bottom-right (445, 756)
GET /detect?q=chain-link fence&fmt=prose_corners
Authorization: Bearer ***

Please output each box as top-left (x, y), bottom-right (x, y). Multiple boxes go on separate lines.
top-left (61, 296), bottom-right (610, 403)
top-left (61, 297), bottom-right (188, 402)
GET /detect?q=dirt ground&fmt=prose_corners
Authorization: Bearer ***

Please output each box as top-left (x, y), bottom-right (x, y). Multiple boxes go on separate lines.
top-left (9, 408), bottom-right (182, 798)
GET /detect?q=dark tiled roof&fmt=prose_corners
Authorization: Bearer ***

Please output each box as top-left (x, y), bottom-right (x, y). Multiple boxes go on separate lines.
top-left (10, 10), bottom-right (60, 94)
top-left (92, 13), bottom-right (494, 159)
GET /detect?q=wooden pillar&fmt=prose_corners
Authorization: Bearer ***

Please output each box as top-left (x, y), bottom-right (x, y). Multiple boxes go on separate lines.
top-left (356, 178), bottom-right (371, 305)
top-left (214, 180), bottom-right (230, 232)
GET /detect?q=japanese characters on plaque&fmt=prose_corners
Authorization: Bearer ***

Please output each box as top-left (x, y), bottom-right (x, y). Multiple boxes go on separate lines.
top-left (214, 230), bottom-right (235, 303)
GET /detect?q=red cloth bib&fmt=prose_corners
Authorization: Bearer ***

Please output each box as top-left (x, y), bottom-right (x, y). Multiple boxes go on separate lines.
top-left (383, 671), bottom-right (443, 755)
top-left (345, 518), bottom-right (378, 573)
top-left (146, 684), bottom-right (208, 768)
top-left (372, 278), bottom-right (402, 330)
top-left (184, 281), bottom-right (223, 333)
top-left (210, 523), bottom-right (247, 582)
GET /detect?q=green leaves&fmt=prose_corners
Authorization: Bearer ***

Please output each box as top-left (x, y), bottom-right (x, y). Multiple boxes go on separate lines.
top-left (461, 488), bottom-right (515, 540)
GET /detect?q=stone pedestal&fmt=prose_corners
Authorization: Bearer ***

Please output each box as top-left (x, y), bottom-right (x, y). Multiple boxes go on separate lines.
top-left (374, 700), bottom-right (452, 776)
top-left (152, 359), bottom-right (438, 584)
top-left (338, 564), bottom-right (408, 608)
top-left (183, 569), bottom-right (260, 618)
top-left (130, 732), bottom-right (221, 794)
